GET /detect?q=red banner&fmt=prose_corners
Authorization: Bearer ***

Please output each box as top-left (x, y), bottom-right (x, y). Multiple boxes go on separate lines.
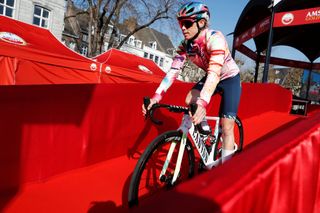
top-left (236, 44), bottom-right (320, 70)
top-left (234, 17), bottom-right (270, 48)
top-left (274, 7), bottom-right (320, 27)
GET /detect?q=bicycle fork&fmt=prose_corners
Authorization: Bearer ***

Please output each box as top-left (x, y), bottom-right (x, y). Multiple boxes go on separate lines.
top-left (159, 114), bottom-right (191, 185)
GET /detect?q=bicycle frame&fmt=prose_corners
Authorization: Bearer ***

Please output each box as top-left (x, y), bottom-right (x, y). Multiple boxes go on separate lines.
top-left (160, 113), bottom-right (221, 185)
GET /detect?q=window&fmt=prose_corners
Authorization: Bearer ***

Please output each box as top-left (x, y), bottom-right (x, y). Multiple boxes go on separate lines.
top-left (149, 41), bottom-right (157, 49)
top-left (0, 0), bottom-right (15, 17)
top-left (149, 54), bottom-right (154, 60)
top-left (33, 5), bottom-right (50, 28)
top-left (82, 34), bottom-right (88, 42)
top-left (69, 42), bottom-right (76, 50)
top-left (135, 40), bottom-right (142, 48)
top-left (160, 58), bottom-right (164, 67)
top-left (119, 34), bottom-right (126, 42)
top-left (155, 56), bottom-right (159, 64)
top-left (81, 46), bottom-right (88, 56)
top-left (107, 25), bottom-right (113, 35)
top-left (128, 36), bottom-right (135, 46)
top-left (144, 52), bottom-right (148, 58)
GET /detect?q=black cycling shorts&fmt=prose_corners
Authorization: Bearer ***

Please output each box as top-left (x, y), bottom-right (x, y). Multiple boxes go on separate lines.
top-left (192, 73), bottom-right (241, 119)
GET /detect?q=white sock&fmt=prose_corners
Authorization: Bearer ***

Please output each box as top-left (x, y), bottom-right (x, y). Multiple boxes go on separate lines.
top-left (221, 144), bottom-right (238, 163)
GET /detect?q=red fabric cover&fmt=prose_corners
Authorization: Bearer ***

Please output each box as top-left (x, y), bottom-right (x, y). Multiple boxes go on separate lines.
top-left (94, 48), bottom-right (165, 83)
top-left (134, 112), bottom-right (320, 213)
top-left (3, 82), bottom-right (317, 213)
top-left (0, 16), bottom-right (101, 84)
top-left (0, 56), bottom-right (16, 84)
top-left (0, 83), bottom-right (291, 187)
top-left (238, 83), bottom-right (292, 118)
top-left (0, 16), bottom-right (165, 85)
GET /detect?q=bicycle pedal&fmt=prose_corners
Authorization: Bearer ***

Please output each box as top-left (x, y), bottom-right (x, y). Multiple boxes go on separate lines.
top-left (198, 161), bottom-right (206, 172)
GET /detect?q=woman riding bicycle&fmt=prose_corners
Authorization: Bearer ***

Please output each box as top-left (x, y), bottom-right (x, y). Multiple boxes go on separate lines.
top-left (142, 2), bottom-right (241, 164)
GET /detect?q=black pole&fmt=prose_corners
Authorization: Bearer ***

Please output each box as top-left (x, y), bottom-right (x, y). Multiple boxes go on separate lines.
top-left (262, 1), bottom-right (276, 83)
top-left (306, 63), bottom-right (313, 100)
top-left (254, 51), bottom-right (261, 83)
top-left (231, 36), bottom-right (236, 58)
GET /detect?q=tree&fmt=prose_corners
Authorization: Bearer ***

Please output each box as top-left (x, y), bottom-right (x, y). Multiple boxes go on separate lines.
top-left (235, 55), bottom-right (255, 82)
top-left (65, 0), bottom-right (183, 57)
top-left (179, 59), bottom-right (205, 82)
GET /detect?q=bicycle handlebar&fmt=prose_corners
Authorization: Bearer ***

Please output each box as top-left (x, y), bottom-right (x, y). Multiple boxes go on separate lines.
top-left (143, 97), bottom-right (192, 125)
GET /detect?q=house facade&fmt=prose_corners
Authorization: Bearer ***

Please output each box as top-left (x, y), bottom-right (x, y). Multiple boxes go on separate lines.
top-left (62, 4), bottom-right (175, 73)
top-left (0, 0), bottom-right (65, 39)
top-left (114, 26), bottom-right (175, 72)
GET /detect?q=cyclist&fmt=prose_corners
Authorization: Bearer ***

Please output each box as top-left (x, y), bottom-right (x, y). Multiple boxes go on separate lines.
top-left (142, 2), bottom-right (241, 164)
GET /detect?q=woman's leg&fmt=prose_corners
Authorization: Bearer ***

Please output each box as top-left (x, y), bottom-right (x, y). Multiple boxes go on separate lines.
top-left (221, 118), bottom-right (237, 163)
top-left (221, 118), bottom-right (235, 150)
top-left (218, 74), bottom-right (241, 163)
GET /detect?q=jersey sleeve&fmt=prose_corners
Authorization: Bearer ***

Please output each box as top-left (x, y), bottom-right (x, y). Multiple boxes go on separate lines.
top-left (152, 42), bottom-right (187, 102)
top-left (198, 31), bottom-right (226, 107)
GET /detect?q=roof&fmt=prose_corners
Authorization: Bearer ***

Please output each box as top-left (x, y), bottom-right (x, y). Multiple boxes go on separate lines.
top-left (234, 0), bottom-right (320, 62)
top-left (0, 16), bottom-right (166, 85)
top-left (0, 15), bottom-right (101, 84)
top-left (116, 23), bottom-right (175, 55)
top-left (94, 48), bottom-right (165, 77)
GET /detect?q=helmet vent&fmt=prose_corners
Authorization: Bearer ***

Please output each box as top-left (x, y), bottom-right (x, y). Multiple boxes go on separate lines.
top-left (186, 8), bottom-right (195, 14)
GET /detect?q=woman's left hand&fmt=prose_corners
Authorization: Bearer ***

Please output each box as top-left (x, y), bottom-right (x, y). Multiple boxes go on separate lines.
top-left (192, 104), bottom-right (206, 125)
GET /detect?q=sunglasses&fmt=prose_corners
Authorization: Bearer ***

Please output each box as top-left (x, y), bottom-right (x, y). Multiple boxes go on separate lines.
top-left (179, 19), bottom-right (196, 29)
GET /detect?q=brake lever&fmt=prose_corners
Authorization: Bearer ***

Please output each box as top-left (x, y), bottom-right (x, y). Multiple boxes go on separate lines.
top-left (143, 97), bottom-right (163, 125)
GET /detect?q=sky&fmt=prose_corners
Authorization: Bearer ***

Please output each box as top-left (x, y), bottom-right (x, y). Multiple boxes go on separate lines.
top-left (157, 0), bottom-right (320, 69)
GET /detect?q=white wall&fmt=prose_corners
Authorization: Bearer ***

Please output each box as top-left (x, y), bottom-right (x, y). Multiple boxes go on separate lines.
top-left (14, 0), bottom-right (65, 39)
top-left (118, 42), bottom-right (173, 73)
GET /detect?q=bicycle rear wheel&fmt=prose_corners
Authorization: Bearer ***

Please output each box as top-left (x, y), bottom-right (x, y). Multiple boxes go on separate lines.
top-left (128, 130), bottom-right (195, 207)
top-left (214, 116), bottom-right (244, 160)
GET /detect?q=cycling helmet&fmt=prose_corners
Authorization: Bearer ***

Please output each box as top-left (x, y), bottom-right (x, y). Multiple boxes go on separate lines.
top-left (177, 2), bottom-right (210, 21)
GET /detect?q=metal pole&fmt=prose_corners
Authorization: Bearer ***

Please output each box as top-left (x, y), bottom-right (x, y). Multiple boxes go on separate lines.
top-left (262, 1), bottom-right (276, 83)
top-left (306, 63), bottom-right (313, 100)
top-left (231, 36), bottom-right (236, 58)
top-left (254, 51), bottom-right (261, 83)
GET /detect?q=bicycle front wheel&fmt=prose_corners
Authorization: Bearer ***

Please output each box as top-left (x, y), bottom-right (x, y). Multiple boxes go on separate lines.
top-left (128, 130), bottom-right (195, 207)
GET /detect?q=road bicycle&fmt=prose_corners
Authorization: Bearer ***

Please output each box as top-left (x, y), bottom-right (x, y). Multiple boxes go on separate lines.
top-left (128, 97), bottom-right (244, 207)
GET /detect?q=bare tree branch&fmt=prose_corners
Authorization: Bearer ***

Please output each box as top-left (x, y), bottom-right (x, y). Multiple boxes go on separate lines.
top-left (69, 0), bottom-right (182, 56)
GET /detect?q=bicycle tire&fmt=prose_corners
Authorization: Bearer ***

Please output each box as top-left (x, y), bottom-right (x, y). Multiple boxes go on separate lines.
top-left (128, 130), bottom-right (195, 207)
top-left (214, 116), bottom-right (244, 160)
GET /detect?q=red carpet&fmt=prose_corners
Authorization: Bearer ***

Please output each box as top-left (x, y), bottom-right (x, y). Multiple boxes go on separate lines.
top-left (3, 155), bottom-right (137, 213)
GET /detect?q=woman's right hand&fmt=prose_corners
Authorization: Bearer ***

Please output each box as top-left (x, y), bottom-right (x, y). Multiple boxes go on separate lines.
top-left (142, 98), bottom-right (157, 116)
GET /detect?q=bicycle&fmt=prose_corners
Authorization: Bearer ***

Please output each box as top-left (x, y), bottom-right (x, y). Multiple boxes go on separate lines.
top-left (128, 97), bottom-right (244, 207)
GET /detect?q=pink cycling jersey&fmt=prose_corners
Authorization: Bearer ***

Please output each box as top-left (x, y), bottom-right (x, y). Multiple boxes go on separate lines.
top-left (153, 28), bottom-right (240, 107)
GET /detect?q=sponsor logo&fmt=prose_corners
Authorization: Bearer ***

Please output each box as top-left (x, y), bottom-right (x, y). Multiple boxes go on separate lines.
top-left (190, 126), bottom-right (209, 163)
top-left (0, 32), bottom-right (27, 45)
top-left (105, 66), bottom-right (111, 73)
top-left (138, 65), bottom-right (153, 74)
top-left (281, 13), bottom-right (294, 25)
top-left (306, 9), bottom-right (320, 21)
top-left (90, 63), bottom-right (97, 71)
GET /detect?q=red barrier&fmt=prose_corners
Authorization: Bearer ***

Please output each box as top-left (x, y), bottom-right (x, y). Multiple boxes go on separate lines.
top-left (134, 111), bottom-right (320, 213)
top-left (0, 82), bottom-right (303, 213)
top-left (0, 83), bottom-right (292, 187)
